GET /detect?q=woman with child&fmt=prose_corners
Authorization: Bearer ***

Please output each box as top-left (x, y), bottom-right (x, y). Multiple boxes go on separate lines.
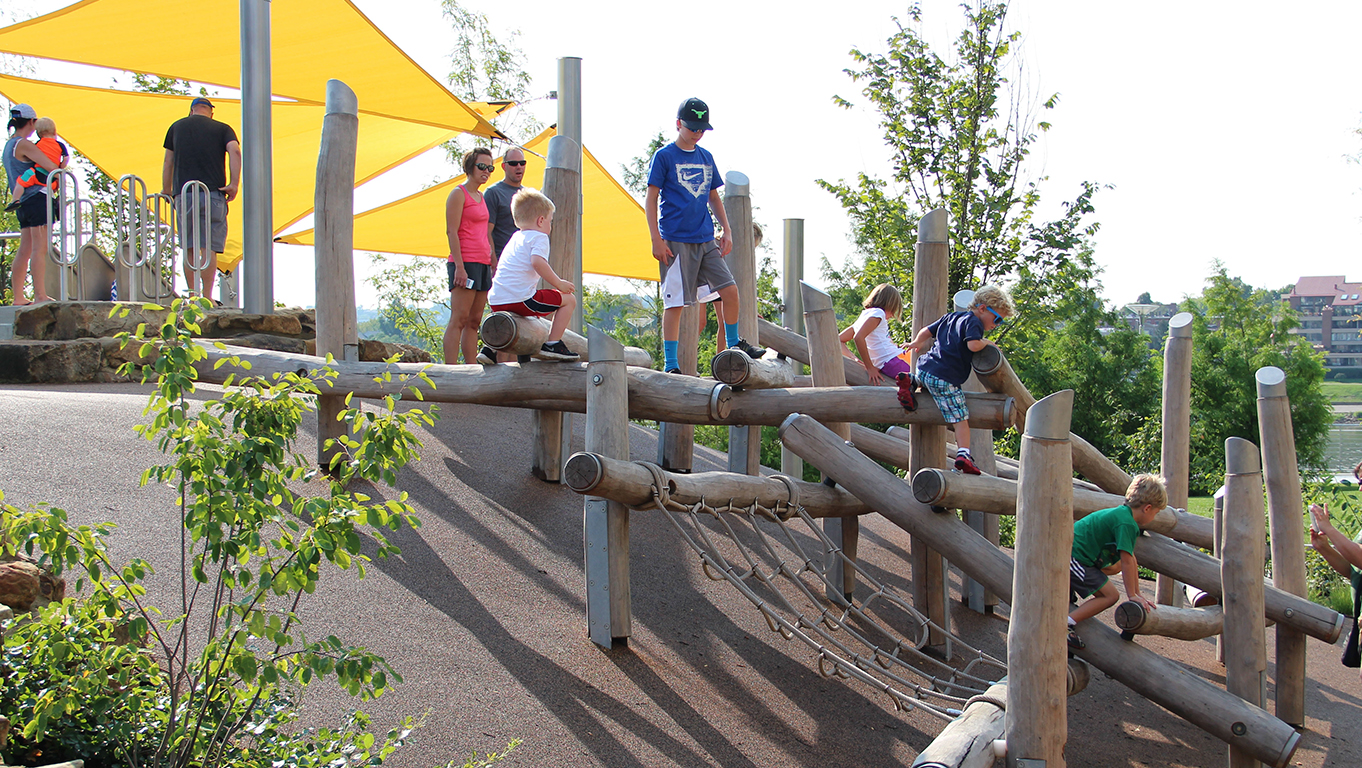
top-left (4, 104), bottom-right (63, 305)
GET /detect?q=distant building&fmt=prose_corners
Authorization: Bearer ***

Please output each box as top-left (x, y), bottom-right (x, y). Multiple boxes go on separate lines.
top-left (1287, 275), bottom-right (1362, 374)
top-left (1119, 302), bottom-right (1179, 348)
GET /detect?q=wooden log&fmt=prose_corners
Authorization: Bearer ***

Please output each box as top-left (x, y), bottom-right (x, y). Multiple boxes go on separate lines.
top-left (711, 348), bottom-right (795, 389)
top-left (910, 468), bottom-right (1215, 549)
top-left (534, 136), bottom-right (582, 482)
top-left (658, 303), bottom-right (700, 471)
top-left (1115, 600), bottom-right (1224, 641)
top-left (724, 388), bottom-right (1012, 429)
top-left (563, 451), bottom-right (871, 518)
top-left (1256, 365), bottom-right (1307, 728)
top-left (1223, 436), bottom-right (1268, 768)
top-left (1158, 312), bottom-right (1194, 606)
top-left (963, 371), bottom-right (999, 612)
top-left (313, 80), bottom-right (360, 474)
top-left (880, 424), bottom-right (1104, 492)
top-left (481, 312), bottom-right (651, 367)
top-left (1007, 390), bottom-right (1074, 767)
top-left (803, 281), bottom-right (857, 600)
top-left (723, 172), bottom-right (762, 476)
top-left (584, 327), bottom-right (630, 646)
top-left (971, 344), bottom-right (1134, 494)
top-left (757, 317), bottom-right (888, 387)
top-left (562, 328), bottom-right (652, 368)
top-left (778, 413), bottom-right (1302, 768)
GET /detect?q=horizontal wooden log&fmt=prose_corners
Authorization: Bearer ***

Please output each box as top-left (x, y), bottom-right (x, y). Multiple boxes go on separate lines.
top-left (780, 413), bottom-right (1302, 768)
top-left (1115, 601), bottom-right (1224, 641)
top-left (725, 388), bottom-right (1013, 430)
top-left (758, 317), bottom-right (889, 387)
top-left (562, 452), bottom-right (871, 518)
top-left (481, 313), bottom-right (651, 367)
top-left (971, 345), bottom-right (1134, 494)
top-left (872, 425), bottom-right (1104, 493)
top-left (911, 468), bottom-right (1214, 549)
top-left (711, 348), bottom-right (795, 388)
top-left (1135, 533), bottom-right (1343, 643)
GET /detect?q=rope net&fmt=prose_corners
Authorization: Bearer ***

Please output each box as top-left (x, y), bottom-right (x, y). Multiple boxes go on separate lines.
top-left (634, 463), bottom-right (1006, 721)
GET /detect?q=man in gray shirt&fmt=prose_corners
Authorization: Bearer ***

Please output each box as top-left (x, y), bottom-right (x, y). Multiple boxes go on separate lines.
top-left (483, 146), bottom-right (527, 259)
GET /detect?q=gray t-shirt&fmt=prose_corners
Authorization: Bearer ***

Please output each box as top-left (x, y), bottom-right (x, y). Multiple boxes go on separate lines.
top-left (4, 133), bottom-right (41, 203)
top-left (483, 180), bottom-right (521, 258)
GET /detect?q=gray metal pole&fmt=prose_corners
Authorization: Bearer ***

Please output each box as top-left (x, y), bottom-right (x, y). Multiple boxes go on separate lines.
top-left (780, 218), bottom-right (805, 478)
top-left (241, 0), bottom-right (274, 314)
top-left (557, 57), bottom-right (582, 332)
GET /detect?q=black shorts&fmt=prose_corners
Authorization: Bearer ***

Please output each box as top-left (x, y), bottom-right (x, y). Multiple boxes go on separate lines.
top-left (16, 193), bottom-right (59, 229)
top-left (1069, 558), bottom-right (1109, 603)
top-left (448, 261), bottom-right (493, 292)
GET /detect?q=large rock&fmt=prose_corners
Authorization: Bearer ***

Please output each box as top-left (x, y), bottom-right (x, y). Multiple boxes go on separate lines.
top-left (12, 301), bottom-right (169, 341)
top-left (0, 339), bottom-right (103, 383)
top-left (0, 561), bottom-right (41, 612)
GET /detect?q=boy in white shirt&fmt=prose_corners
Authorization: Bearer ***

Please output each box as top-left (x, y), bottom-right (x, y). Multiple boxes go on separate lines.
top-left (485, 188), bottom-right (578, 361)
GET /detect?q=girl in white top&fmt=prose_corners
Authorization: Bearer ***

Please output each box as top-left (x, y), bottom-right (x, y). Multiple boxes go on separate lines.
top-left (838, 283), bottom-right (907, 385)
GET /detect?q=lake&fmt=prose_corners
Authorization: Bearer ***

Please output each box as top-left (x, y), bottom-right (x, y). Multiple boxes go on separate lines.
top-left (1325, 423), bottom-right (1362, 481)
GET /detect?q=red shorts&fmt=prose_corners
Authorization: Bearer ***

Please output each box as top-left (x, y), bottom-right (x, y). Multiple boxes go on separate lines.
top-left (491, 289), bottom-right (563, 318)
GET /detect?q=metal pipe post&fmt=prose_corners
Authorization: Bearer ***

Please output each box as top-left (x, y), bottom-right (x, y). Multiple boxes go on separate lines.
top-left (557, 56), bottom-right (583, 332)
top-left (241, 0), bottom-right (274, 314)
top-left (780, 218), bottom-right (805, 478)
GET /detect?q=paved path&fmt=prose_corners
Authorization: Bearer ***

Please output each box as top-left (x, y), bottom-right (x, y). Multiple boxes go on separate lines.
top-left (2, 382), bottom-right (1359, 767)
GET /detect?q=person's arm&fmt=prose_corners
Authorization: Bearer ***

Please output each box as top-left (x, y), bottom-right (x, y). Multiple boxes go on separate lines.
top-left (903, 326), bottom-right (934, 367)
top-left (838, 325), bottom-right (858, 359)
top-left (1119, 550), bottom-right (1155, 610)
top-left (853, 315), bottom-right (885, 385)
top-left (16, 139), bottom-right (58, 172)
top-left (1311, 503), bottom-right (1362, 570)
top-left (645, 185), bottom-right (672, 263)
top-left (161, 149), bottom-right (175, 195)
top-left (966, 337), bottom-right (994, 352)
top-left (1310, 528), bottom-right (1353, 577)
top-left (709, 188), bottom-right (733, 257)
top-left (487, 216), bottom-right (498, 274)
top-left (446, 187), bottom-right (468, 285)
top-left (222, 140), bottom-right (241, 202)
top-left (532, 255), bottom-right (574, 294)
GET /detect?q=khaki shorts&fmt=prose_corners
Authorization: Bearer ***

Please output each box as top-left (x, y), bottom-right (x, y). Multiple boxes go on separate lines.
top-left (176, 190), bottom-right (228, 253)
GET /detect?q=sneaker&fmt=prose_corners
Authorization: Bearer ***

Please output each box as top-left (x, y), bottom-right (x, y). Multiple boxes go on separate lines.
top-left (664, 367), bottom-right (682, 375)
top-left (955, 453), bottom-right (982, 475)
top-left (895, 372), bottom-right (917, 410)
top-left (730, 338), bottom-right (767, 360)
top-left (538, 340), bottom-right (579, 361)
top-left (476, 346), bottom-right (498, 365)
top-left (1067, 627), bottom-right (1085, 650)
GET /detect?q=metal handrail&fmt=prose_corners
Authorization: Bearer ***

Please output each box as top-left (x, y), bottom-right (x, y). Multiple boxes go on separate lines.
top-left (177, 180), bottom-right (212, 295)
top-left (147, 192), bottom-right (176, 301)
top-left (45, 168), bottom-right (83, 300)
top-left (115, 174), bottom-right (151, 269)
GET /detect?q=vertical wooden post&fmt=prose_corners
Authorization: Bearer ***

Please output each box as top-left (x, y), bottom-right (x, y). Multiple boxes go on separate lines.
top-left (583, 326), bottom-right (630, 647)
top-left (780, 219), bottom-right (805, 479)
top-left (1222, 436), bottom-right (1267, 768)
top-left (533, 135), bottom-right (581, 482)
top-left (911, 208), bottom-right (950, 650)
top-left (313, 79), bottom-right (359, 473)
top-left (802, 281), bottom-right (856, 600)
top-left (963, 373), bottom-right (1000, 613)
top-left (1157, 311), bottom-right (1194, 606)
top-left (1006, 389), bottom-right (1074, 768)
top-left (1256, 365), bottom-right (1307, 728)
top-left (657, 304), bottom-right (699, 471)
top-left (723, 172), bottom-right (761, 475)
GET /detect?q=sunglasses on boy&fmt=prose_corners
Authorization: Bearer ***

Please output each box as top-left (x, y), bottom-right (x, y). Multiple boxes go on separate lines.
top-left (503, 160), bottom-right (527, 167)
top-left (474, 163), bottom-right (495, 172)
top-left (985, 306), bottom-right (1006, 325)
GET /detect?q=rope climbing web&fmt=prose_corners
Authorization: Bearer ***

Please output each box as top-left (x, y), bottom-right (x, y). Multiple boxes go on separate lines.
top-left (634, 462), bottom-right (1007, 721)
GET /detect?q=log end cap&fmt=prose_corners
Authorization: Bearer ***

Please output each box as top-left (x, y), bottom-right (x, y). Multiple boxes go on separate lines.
top-left (562, 452), bottom-right (604, 493)
top-left (1114, 600), bottom-right (1147, 631)
top-left (1168, 311), bottom-right (1194, 336)
top-left (711, 349), bottom-right (750, 386)
top-left (710, 383), bottom-right (733, 421)
top-left (1255, 365), bottom-right (1287, 397)
top-left (910, 468), bottom-right (947, 505)
top-left (480, 312), bottom-right (519, 350)
top-left (1225, 436), bottom-right (1261, 475)
top-left (970, 343), bottom-right (1003, 376)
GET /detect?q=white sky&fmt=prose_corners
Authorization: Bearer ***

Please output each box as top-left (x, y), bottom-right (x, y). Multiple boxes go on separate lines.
top-left (11, 0), bottom-right (1362, 309)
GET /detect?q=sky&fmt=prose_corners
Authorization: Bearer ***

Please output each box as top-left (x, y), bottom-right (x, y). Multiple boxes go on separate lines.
top-left (7, 0), bottom-right (1362, 309)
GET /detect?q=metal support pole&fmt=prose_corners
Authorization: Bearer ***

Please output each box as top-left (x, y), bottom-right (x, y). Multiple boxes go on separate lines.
top-left (780, 218), bottom-right (805, 478)
top-left (241, 0), bottom-right (274, 314)
top-left (556, 56), bottom-right (582, 469)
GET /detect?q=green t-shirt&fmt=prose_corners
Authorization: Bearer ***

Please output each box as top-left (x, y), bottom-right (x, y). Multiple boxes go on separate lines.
top-left (1072, 505), bottom-right (1140, 570)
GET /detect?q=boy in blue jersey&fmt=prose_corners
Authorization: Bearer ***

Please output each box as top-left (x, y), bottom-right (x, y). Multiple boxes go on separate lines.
top-left (902, 284), bottom-right (1015, 474)
top-left (646, 97), bottom-right (765, 374)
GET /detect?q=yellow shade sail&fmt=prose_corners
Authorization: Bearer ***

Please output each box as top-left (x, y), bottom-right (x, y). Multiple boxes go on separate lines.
top-left (279, 127), bottom-right (658, 281)
top-left (0, 0), bottom-right (501, 136)
top-left (0, 73), bottom-right (458, 271)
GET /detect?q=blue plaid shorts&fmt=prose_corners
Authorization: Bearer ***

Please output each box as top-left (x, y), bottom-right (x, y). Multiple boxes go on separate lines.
top-left (917, 370), bottom-right (969, 424)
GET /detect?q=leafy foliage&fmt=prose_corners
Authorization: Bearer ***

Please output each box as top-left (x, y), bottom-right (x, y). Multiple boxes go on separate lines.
top-left (440, 0), bottom-right (539, 157)
top-left (366, 253), bottom-right (452, 360)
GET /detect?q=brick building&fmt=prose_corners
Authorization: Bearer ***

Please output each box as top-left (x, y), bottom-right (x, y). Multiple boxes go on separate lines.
top-left (1287, 275), bottom-right (1362, 374)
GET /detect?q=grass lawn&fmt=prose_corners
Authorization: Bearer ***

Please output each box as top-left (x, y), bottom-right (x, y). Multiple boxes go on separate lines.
top-left (1322, 380), bottom-right (1362, 404)
top-left (1185, 484), bottom-right (1360, 519)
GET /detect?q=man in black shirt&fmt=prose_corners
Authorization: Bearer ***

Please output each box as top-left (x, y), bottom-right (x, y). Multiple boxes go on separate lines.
top-left (162, 97), bottom-right (240, 301)
top-left (483, 146), bottom-right (527, 258)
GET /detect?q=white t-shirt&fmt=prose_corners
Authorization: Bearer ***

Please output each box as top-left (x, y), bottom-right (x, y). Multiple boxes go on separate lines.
top-left (488, 229), bottom-right (548, 305)
top-left (852, 307), bottom-right (901, 368)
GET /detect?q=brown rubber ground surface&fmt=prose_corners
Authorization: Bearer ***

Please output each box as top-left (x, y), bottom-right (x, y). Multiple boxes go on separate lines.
top-left (1, 381), bottom-right (1359, 767)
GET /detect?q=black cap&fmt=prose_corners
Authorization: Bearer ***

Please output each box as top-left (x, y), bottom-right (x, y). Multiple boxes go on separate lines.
top-left (677, 97), bottom-right (713, 131)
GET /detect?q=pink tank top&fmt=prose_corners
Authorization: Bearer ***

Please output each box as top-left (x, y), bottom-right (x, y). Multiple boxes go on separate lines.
top-left (450, 184), bottom-right (492, 265)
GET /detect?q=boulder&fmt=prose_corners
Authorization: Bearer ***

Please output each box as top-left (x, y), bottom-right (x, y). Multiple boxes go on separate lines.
top-left (0, 561), bottom-right (41, 612)
top-left (0, 340), bottom-right (103, 383)
top-left (12, 301), bottom-right (170, 341)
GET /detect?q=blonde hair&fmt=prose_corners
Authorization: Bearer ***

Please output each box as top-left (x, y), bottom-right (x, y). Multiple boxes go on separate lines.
top-left (34, 116), bottom-right (55, 136)
top-left (511, 187), bottom-right (555, 228)
top-left (1125, 474), bottom-right (1168, 511)
top-left (863, 283), bottom-right (903, 318)
top-left (971, 284), bottom-right (1016, 317)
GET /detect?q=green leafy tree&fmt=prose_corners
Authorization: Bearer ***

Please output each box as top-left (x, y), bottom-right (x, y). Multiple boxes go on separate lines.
top-left (440, 0), bottom-right (540, 159)
top-left (1183, 265), bottom-right (1332, 493)
top-left (367, 252), bottom-right (451, 360)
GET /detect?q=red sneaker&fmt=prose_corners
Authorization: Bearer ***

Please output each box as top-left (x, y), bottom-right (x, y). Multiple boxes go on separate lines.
top-left (895, 372), bottom-right (917, 410)
top-left (955, 454), bottom-right (982, 475)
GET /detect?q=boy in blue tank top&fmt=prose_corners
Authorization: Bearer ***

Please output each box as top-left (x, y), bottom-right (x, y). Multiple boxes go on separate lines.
top-left (902, 284), bottom-right (1014, 474)
top-left (645, 97), bottom-right (765, 374)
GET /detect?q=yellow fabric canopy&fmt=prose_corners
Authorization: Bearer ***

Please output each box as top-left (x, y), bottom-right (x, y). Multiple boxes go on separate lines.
top-left (279, 127), bottom-right (658, 281)
top-left (0, 73), bottom-right (457, 271)
top-left (0, 0), bottom-right (501, 137)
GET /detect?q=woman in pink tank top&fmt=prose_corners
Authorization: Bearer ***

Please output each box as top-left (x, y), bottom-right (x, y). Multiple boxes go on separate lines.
top-left (443, 147), bottom-right (496, 364)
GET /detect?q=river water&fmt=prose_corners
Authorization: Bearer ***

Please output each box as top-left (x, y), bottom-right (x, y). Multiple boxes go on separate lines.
top-left (1326, 423), bottom-right (1362, 481)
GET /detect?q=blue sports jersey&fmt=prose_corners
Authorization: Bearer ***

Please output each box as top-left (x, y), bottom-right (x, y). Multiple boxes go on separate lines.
top-left (916, 310), bottom-right (984, 386)
top-left (647, 142), bottom-right (723, 243)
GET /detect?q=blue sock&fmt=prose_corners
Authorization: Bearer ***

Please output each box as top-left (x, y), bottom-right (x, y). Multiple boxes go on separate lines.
top-left (725, 322), bottom-right (740, 347)
top-left (664, 340), bottom-right (679, 371)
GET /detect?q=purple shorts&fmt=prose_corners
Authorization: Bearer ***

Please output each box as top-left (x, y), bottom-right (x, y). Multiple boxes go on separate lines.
top-left (878, 356), bottom-right (912, 379)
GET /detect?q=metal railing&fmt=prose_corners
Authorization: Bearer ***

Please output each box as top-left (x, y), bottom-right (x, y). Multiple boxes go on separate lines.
top-left (45, 168), bottom-right (86, 301)
top-left (114, 175), bottom-right (174, 302)
top-left (177, 180), bottom-right (212, 296)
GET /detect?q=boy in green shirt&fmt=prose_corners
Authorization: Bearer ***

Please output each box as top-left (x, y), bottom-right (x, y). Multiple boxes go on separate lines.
top-left (1066, 474), bottom-right (1167, 650)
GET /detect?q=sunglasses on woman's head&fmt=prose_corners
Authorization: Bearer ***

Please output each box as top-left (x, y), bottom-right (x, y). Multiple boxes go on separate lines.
top-left (474, 163), bottom-right (495, 172)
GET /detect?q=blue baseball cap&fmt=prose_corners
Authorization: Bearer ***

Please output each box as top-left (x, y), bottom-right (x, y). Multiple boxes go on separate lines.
top-left (190, 97), bottom-right (215, 111)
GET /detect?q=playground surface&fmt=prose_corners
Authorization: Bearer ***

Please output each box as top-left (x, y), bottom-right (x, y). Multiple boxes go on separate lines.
top-left (2, 381), bottom-right (1360, 768)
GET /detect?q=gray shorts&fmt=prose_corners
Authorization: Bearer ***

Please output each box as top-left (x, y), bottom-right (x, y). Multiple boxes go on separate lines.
top-left (1069, 558), bottom-right (1109, 603)
top-left (659, 239), bottom-right (735, 309)
top-left (176, 190), bottom-right (228, 253)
